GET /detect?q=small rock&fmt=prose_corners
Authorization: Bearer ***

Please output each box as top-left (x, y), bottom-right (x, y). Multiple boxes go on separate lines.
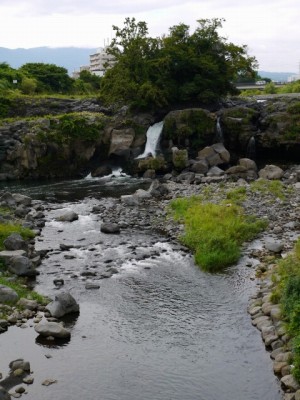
top-left (100, 223), bottom-right (120, 234)
top-left (23, 376), bottom-right (34, 384)
top-left (42, 379), bottom-right (57, 386)
top-left (15, 387), bottom-right (25, 394)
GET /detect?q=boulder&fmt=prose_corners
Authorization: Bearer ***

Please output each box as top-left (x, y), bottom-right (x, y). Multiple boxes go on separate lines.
top-left (91, 165), bottom-right (112, 178)
top-left (211, 143), bottom-right (230, 163)
top-left (281, 375), bottom-right (300, 391)
top-left (259, 165), bottom-right (284, 180)
top-left (265, 239), bottom-right (284, 253)
top-left (7, 256), bottom-right (37, 277)
top-left (0, 250), bottom-right (27, 265)
top-left (56, 211), bottom-right (79, 222)
top-left (207, 166), bottom-right (225, 177)
top-left (0, 285), bottom-right (18, 303)
top-left (3, 233), bottom-right (27, 251)
top-left (9, 359), bottom-right (30, 372)
top-left (12, 193), bottom-right (32, 207)
top-left (34, 321), bottom-right (71, 339)
top-left (176, 172), bottom-right (195, 183)
top-left (17, 298), bottom-right (38, 311)
top-left (45, 292), bottom-right (79, 318)
top-left (149, 180), bottom-right (170, 198)
top-left (100, 223), bottom-right (121, 234)
top-left (190, 159), bottom-right (209, 174)
top-left (238, 158), bottom-right (258, 171)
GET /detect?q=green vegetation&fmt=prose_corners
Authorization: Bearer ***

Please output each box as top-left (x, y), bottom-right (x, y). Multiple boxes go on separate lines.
top-left (0, 275), bottom-right (46, 306)
top-left (271, 238), bottom-right (300, 381)
top-left (226, 186), bottom-right (247, 204)
top-left (100, 17), bottom-right (257, 110)
top-left (250, 179), bottom-right (286, 200)
top-left (137, 155), bottom-right (166, 172)
top-left (163, 109), bottom-right (215, 147)
top-left (169, 196), bottom-right (267, 272)
top-left (33, 112), bottom-right (108, 145)
top-left (0, 222), bottom-right (35, 250)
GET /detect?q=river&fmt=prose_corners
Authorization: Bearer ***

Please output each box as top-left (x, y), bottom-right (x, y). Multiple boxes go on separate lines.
top-left (0, 175), bottom-right (282, 400)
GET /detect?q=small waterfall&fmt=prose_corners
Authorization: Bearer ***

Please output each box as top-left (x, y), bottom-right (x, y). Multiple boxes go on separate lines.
top-left (246, 136), bottom-right (256, 159)
top-left (214, 117), bottom-right (224, 143)
top-left (136, 121), bottom-right (164, 159)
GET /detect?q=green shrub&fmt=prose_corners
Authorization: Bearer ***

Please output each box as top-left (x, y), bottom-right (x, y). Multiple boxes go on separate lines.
top-left (169, 197), bottom-right (267, 272)
top-left (0, 276), bottom-right (46, 305)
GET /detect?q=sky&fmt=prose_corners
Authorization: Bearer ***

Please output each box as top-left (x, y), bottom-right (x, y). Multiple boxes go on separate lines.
top-left (0, 0), bottom-right (299, 73)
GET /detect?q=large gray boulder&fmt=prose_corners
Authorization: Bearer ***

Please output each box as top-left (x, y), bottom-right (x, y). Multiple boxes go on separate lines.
top-left (259, 165), bottom-right (284, 180)
top-left (34, 321), bottom-right (71, 339)
top-left (3, 233), bottom-right (27, 251)
top-left (12, 193), bottom-right (32, 207)
top-left (56, 210), bottom-right (79, 222)
top-left (0, 285), bottom-right (18, 303)
top-left (100, 223), bottom-right (121, 234)
top-left (45, 292), bottom-right (79, 318)
top-left (8, 256), bottom-right (37, 277)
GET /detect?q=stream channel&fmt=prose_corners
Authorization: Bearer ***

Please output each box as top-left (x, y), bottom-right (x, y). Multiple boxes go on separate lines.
top-left (0, 174), bottom-right (282, 400)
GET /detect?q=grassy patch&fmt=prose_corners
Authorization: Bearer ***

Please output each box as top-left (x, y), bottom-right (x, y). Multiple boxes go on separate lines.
top-left (250, 179), bottom-right (286, 200)
top-left (0, 275), bottom-right (46, 306)
top-left (271, 238), bottom-right (300, 381)
top-left (225, 187), bottom-right (247, 204)
top-left (169, 196), bottom-right (267, 272)
top-left (0, 223), bottom-right (35, 250)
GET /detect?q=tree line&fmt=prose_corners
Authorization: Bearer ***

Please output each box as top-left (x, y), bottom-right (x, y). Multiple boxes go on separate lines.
top-left (0, 18), bottom-right (259, 110)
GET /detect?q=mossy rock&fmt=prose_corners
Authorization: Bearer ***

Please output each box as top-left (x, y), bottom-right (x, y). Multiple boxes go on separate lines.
top-left (137, 155), bottom-right (166, 172)
top-left (163, 108), bottom-right (215, 150)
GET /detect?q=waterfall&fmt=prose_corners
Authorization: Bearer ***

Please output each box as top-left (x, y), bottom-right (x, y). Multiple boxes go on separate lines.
top-left (214, 117), bottom-right (224, 143)
top-left (246, 136), bottom-right (256, 159)
top-left (136, 121), bottom-right (164, 159)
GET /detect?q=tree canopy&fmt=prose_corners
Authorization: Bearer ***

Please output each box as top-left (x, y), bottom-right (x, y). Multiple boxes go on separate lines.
top-left (19, 63), bottom-right (73, 93)
top-left (100, 18), bottom-right (258, 110)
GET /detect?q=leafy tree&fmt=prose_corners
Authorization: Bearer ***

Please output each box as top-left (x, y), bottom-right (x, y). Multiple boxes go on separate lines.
top-left (19, 63), bottom-right (73, 93)
top-left (100, 18), bottom-right (258, 110)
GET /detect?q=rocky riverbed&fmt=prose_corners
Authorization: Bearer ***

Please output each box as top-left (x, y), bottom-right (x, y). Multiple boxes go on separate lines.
top-left (0, 166), bottom-right (299, 399)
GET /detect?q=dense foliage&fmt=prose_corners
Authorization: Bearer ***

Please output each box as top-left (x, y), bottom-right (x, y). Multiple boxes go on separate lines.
top-left (100, 17), bottom-right (258, 109)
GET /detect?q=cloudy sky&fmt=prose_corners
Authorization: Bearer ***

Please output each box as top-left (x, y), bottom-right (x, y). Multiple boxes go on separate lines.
top-left (0, 0), bottom-right (299, 72)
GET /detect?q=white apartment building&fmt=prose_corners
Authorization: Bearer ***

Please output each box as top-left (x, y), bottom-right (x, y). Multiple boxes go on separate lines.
top-left (89, 46), bottom-right (115, 77)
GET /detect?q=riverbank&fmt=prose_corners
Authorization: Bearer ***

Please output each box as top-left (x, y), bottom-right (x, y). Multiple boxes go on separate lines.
top-left (0, 169), bottom-right (299, 399)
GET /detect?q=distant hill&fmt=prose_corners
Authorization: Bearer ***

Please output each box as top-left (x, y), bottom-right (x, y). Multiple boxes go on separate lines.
top-left (258, 70), bottom-right (295, 82)
top-left (0, 48), bottom-right (296, 81)
top-left (0, 47), bottom-right (96, 74)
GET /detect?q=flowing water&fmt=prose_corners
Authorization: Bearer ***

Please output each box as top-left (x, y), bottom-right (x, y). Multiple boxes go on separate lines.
top-left (136, 121), bottom-right (164, 159)
top-left (0, 176), bottom-right (282, 400)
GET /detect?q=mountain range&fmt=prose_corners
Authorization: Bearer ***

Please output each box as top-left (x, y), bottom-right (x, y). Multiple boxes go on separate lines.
top-left (0, 46), bottom-right (296, 81)
top-left (0, 46), bottom-right (96, 74)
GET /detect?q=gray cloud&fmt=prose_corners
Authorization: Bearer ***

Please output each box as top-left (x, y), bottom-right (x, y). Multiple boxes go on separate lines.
top-left (3, 0), bottom-right (186, 15)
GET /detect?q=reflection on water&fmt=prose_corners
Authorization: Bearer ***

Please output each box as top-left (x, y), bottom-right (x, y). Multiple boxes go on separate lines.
top-left (0, 179), bottom-right (282, 400)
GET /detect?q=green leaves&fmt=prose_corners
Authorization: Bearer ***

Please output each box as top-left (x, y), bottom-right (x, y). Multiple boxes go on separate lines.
top-left (100, 17), bottom-right (257, 110)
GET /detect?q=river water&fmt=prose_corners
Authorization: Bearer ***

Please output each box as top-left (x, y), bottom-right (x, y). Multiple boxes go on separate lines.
top-left (0, 176), bottom-right (282, 400)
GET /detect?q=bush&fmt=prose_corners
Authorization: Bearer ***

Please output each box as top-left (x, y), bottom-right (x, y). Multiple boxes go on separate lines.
top-left (169, 197), bottom-right (267, 271)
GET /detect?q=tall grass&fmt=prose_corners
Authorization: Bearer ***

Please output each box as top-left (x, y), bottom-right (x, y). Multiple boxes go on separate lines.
top-left (170, 196), bottom-right (267, 272)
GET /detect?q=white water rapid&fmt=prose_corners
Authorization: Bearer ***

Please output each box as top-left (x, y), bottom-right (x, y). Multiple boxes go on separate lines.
top-left (136, 121), bottom-right (164, 159)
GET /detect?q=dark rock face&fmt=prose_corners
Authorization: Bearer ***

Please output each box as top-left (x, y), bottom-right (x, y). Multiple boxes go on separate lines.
top-left (0, 96), bottom-right (298, 181)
